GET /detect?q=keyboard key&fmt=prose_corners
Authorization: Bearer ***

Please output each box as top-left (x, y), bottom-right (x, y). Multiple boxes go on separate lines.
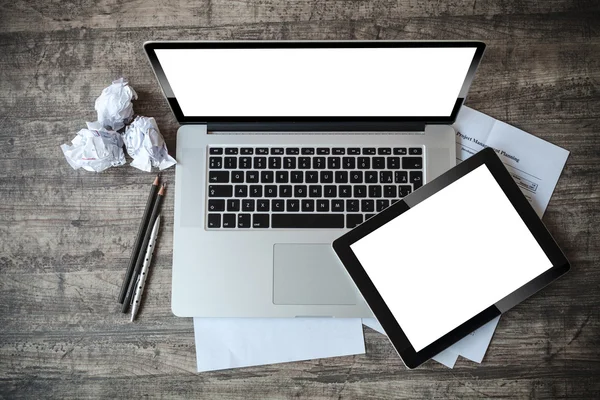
top-left (268, 157), bottom-right (282, 169)
top-left (335, 171), bottom-right (348, 183)
top-left (369, 185), bottom-right (382, 198)
top-left (378, 148), bottom-right (392, 155)
top-left (362, 148), bottom-right (376, 155)
top-left (317, 199), bottom-right (329, 211)
top-left (348, 148), bottom-right (361, 155)
top-left (241, 148), bottom-right (253, 155)
top-left (208, 185), bottom-right (233, 197)
top-left (227, 199), bottom-right (240, 211)
top-left (353, 185), bottom-right (367, 198)
top-left (395, 171), bottom-right (408, 183)
top-left (246, 171), bottom-right (259, 183)
top-left (257, 199), bottom-right (270, 211)
top-left (286, 199), bottom-right (300, 212)
top-left (399, 185), bottom-right (412, 197)
top-left (209, 157), bottom-right (222, 169)
top-left (256, 148), bottom-right (268, 155)
top-left (224, 157), bottom-right (237, 169)
top-left (208, 200), bottom-right (225, 212)
top-left (350, 171), bottom-right (363, 183)
top-left (357, 157), bottom-right (370, 169)
top-left (276, 171), bottom-right (289, 183)
top-left (237, 214), bottom-right (251, 228)
top-left (261, 171), bottom-right (274, 183)
top-left (209, 148), bottom-right (223, 155)
top-left (306, 171), bottom-right (318, 183)
top-left (254, 157), bottom-right (267, 169)
top-left (208, 214), bottom-right (221, 228)
top-left (301, 148), bottom-right (315, 155)
top-left (393, 148), bottom-right (407, 155)
top-left (320, 171), bottom-right (333, 183)
top-left (242, 199), bottom-right (255, 211)
top-left (332, 148), bottom-right (345, 155)
top-left (272, 199), bottom-right (285, 212)
top-left (279, 185), bottom-right (292, 197)
top-left (231, 171), bottom-right (244, 183)
top-left (272, 214), bottom-right (344, 228)
top-left (235, 185), bottom-right (248, 197)
top-left (327, 157), bottom-right (341, 169)
top-left (410, 171), bottom-right (423, 189)
top-left (365, 214), bottom-right (375, 220)
top-left (302, 199), bottom-right (315, 212)
top-left (342, 157), bottom-right (355, 169)
top-left (361, 200), bottom-right (374, 212)
top-left (384, 185), bottom-right (397, 198)
top-left (339, 185), bottom-right (352, 197)
top-left (372, 157), bottom-right (385, 169)
top-left (291, 171), bottom-right (303, 183)
top-left (387, 157), bottom-right (400, 169)
top-left (271, 148), bottom-right (284, 155)
top-left (409, 147), bottom-right (423, 155)
top-left (347, 199), bottom-right (359, 212)
top-left (299, 157), bottom-right (311, 169)
top-left (239, 157), bottom-right (252, 169)
top-left (223, 214), bottom-right (235, 228)
top-left (402, 157), bottom-right (423, 169)
top-left (209, 171), bottom-right (228, 183)
top-left (317, 148), bottom-right (330, 155)
top-left (380, 171), bottom-right (393, 183)
top-left (346, 214), bottom-right (363, 228)
top-left (249, 185), bottom-right (262, 197)
top-left (286, 148), bottom-right (300, 155)
top-left (365, 171), bottom-right (378, 183)
top-left (309, 185), bottom-right (322, 198)
top-left (324, 185), bottom-right (337, 197)
top-left (265, 185), bottom-right (278, 197)
top-left (376, 199), bottom-right (390, 211)
top-left (225, 148), bottom-right (238, 155)
top-left (294, 185), bottom-right (307, 197)
top-left (332, 199), bottom-right (344, 211)
top-left (284, 157), bottom-right (296, 169)
top-left (313, 157), bottom-right (326, 169)
top-left (252, 214), bottom-right (269, 228)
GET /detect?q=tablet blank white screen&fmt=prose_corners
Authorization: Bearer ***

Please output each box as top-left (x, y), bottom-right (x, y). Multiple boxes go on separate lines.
top-left (350, 165), bottom-right (552, 352)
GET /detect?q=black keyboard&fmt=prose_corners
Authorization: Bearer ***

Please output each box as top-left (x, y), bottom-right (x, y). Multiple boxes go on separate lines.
top-left (206, 146), bottom-right (424, 229)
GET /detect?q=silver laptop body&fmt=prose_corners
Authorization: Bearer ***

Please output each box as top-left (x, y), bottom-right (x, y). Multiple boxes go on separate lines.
top-left (144, 40), bottom-right (485, 317)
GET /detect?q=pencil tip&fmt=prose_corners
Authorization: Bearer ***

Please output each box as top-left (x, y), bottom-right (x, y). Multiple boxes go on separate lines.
top-left (153, 175), bottom-right (160, 185)
top-left (158, 184), bottom-right (166, 195)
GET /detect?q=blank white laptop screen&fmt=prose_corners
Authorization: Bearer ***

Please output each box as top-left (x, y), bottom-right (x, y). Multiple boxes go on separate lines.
top-left (154, 47), bottom-right (477, 117)
top-left (350, 165), bottom-right (553, 352)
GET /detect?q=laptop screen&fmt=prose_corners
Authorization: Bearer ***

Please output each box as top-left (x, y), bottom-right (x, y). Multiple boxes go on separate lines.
top-left (151, 44), bottom-right (482, 120)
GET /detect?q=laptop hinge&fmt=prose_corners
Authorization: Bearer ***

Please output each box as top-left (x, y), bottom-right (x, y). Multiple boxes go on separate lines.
top-left (204, 121), bottom-right (426, 132)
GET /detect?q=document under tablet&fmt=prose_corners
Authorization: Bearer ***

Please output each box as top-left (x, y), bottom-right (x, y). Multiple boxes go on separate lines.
top-left (349, 164), bottom-right (553, 352)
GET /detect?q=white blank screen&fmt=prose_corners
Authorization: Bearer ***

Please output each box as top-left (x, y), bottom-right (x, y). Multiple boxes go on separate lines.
top-left (350, 165), bottom-right (552, 352)
top-left (154, 47), bottom-right (477, 117)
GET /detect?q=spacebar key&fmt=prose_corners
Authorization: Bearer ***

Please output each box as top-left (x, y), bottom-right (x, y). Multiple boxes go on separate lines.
top-left (271, 214), bottom-right (344, 228)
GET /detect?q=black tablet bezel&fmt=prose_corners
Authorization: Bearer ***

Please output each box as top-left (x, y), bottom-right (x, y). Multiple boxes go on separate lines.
top-left (332, 147), bottom-right (570, 369)
top-left (143, 40), bottom-right (486, 130)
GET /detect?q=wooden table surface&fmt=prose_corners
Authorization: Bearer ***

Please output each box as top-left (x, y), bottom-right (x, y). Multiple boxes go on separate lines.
top-left (1, 0), bottom-right (599, 398)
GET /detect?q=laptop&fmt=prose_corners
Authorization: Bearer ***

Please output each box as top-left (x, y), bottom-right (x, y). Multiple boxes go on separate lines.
top-left (144, 40), bottom-right (486, 317)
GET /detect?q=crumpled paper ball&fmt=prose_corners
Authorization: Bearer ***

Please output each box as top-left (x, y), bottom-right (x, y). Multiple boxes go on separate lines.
top-left (60, 122), bottom-right (126, 172)
top-left (95, 78), bottom-right (138, 131)
top-left (123, 116), bottom-right (177, 172)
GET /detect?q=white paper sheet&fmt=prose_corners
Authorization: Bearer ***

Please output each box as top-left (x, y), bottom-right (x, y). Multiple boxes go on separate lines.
top-left (193, 318), bottom-right (365, 372)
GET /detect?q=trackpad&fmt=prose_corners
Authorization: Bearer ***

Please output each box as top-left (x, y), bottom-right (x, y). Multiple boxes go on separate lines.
top-left (273, 244), bottom-right (358, 305)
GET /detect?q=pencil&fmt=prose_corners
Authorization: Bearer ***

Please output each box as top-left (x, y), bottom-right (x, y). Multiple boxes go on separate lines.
top-left (121, 184), bottom-right (166, 313)
top-left (118, 175), bottom-right (160, 304)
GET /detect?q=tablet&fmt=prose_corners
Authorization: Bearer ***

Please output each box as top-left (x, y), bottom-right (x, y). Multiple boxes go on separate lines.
top-left (332, 147), bottom-right (569, 369)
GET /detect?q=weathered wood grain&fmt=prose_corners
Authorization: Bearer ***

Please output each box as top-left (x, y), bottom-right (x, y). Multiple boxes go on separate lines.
top-left (1, 0), bottom-right (599, 398)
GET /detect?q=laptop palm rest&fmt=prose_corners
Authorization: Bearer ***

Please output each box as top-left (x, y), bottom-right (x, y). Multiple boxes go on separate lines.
top-left (273, 244), bottom-right (358, 306)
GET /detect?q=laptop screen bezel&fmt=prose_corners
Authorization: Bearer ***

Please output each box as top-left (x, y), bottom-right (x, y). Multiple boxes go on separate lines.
top-left (144, 40), bottom-right (486, 130)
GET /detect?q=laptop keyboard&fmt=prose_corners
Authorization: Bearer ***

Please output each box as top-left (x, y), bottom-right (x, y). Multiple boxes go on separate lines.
top-left (206, 146), bottom-right (424, 229)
